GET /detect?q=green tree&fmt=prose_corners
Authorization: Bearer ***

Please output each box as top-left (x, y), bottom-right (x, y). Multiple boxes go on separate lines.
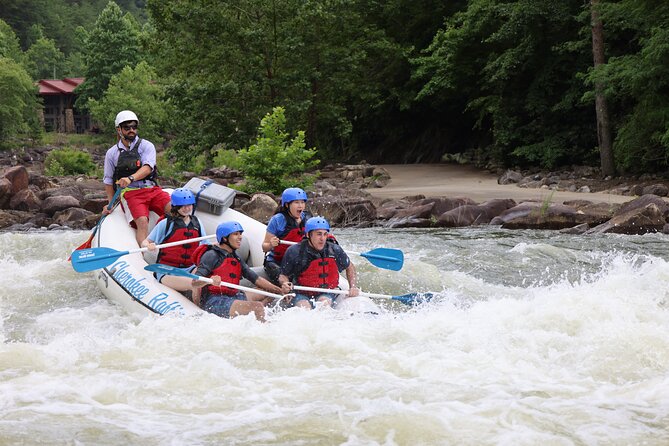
top-left (0, 19), bottom-right (23, 63)
top-left (148, 0), bottom-right (401, 162)
top-left (88, 61), bottom-right (170, 142)
top-left (0, 57), bottom-right (41, 142)
top-left (584, 0), bottom-right (669, 173)
top-left (414, 0), bottom-right (596, 169)
top-left (237, 107), bottom-right (319, 194)
top-left (75, 1), bottom-right (142, 110)
top-left (25, 37), bottom-right (65, 79)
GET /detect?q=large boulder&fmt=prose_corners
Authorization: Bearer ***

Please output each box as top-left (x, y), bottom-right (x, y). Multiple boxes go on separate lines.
top-left (3, 166), bottom-right (29, 194)
top-left (310, 195), bottom-right (376, 226)
top-left (52, 207), bottom-right (95, 229)
top-left (42, 195), bottom-right (81, 216)
top-left (438, 198), bottom-right (516, 227)
top-left (392, 202), bottom-right (435, 220)
top-left (9, 187), bottom-right (42, 212)
top-left (412, 197), bottom-right (478, 217)
top-left (0, 210), bottom-right (34, 229)
top-left (238, 193), bottom-right (278, 224)
top-left (585, 202), bottom-right (667, 235)
top-left (0, 177), bottom-right (12, 209)
top-left (492, 202), bottom-right (592, 230)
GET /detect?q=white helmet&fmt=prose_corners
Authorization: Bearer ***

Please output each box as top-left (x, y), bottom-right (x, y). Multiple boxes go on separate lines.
top-left (115, 110), bottom-right (139, 127)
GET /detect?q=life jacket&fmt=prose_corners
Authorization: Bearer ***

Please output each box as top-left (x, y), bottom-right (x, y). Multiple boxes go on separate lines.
top-left (156, 215), bottom-right (202, 267)
top-left (270, 210), bottom-right (312, 263)
top-left (112, 138), bottom-right (158, 188)
top-left (192, 244), bottom-right (242, 296)
top-left (296, 240), bottom-right (339, 295)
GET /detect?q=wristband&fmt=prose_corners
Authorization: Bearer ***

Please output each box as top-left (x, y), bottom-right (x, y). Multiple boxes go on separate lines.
top-left (128, 175), bottom-right (135, 182)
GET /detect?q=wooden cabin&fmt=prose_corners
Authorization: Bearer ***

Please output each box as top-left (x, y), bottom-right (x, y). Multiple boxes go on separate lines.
top-left (37, 78), bottom-right (91, 133)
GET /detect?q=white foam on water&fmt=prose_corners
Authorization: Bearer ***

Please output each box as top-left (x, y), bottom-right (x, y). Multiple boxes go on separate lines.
top-left (1, 230), bottom-right (668, 444)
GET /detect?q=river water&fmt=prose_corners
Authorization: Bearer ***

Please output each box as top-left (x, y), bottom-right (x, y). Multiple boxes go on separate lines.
top-left (1, 228), bottom-right (668, 445)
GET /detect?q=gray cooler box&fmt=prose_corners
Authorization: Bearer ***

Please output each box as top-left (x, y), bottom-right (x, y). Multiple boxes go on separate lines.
top-left (184, 177), bottom-right (236, 215)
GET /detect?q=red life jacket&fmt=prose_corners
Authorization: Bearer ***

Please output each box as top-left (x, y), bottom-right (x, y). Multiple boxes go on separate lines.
top-left (270, 211), bottom-right (311, 263)
top-left (192, 244), bottom-right (242, 296)
top-left (296, 241), bottom-right (339, 295)
top-left (156, 216), bottom-right (202, 267)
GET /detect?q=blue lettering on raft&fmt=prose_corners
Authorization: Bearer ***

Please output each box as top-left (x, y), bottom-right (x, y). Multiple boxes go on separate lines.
top-left (110, 260), bottom-right (185, 315)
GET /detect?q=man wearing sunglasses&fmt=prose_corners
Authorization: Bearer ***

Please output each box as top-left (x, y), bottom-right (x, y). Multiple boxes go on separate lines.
top-left (102, 109), bottom-right (171, 245)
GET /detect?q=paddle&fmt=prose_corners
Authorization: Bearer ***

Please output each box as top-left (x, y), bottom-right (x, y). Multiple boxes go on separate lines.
top-left (68, 187), bottom-right (124, 259)
top-left (144, 263), bottom-right (294, 301)
top-left (279, 241), bottom-right (404, 271)
top-left (290, 284), bottom-right (433, 306)
top-left (71, 234), bottom-right (216, 273)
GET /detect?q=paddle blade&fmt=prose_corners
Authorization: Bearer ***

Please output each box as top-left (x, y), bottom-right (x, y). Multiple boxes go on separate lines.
top-left (360, 248), bottom-right (404, 271)
top-left (70, 247), bottom-right (126, 273)
top-left (68, 236), bottom-right (93, 261)
top-left (144, 263), bottom-right (199, 279)
top-left (392, 292), bottom-right (434, 306)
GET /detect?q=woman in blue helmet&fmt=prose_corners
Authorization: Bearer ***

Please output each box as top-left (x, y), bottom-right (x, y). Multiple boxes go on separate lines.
top-left (262, 187), bottom-right (312, 285)
top-left (193, 221), bottom-right (288, 321)
top-left (141, 187), bottom-right (208, 292)
top-left (278, 216), bottom-right (359, 310)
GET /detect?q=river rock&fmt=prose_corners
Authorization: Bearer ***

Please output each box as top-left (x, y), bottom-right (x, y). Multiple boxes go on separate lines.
top-left (412, 197), bottom-right (478, 217)
top-left (438, 199), bottom-right (516, 227)
top-left (585, 202), bottom-right (667, 235)
top-left (310, 195), bottom-right (376, 226)
top-left (3, 166), bottom-right (29, 194)
top-left (0, 178), bottom-right (12, 208)
top-left (52, 207), bottom-right (95, 229)
top-left (238, 193), bottom-right (278, 224)
top-left (9, 187), bottom-right (43, 212)
top-left (492, 202), bottom-right (593, 230)
top-left (42, 195), bottom-right (81, 216)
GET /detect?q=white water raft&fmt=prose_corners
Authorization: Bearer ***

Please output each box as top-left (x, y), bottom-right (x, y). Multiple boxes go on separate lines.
top-left (90, 181), bottom-right (380, 319)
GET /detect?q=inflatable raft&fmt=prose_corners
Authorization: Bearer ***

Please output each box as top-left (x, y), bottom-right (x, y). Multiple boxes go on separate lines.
top-left (89, 179), bottom-right (381, 319)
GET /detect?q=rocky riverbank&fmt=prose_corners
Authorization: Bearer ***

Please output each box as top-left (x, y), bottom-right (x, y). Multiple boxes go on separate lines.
top-left (2, 144), bottom-right (669, 235)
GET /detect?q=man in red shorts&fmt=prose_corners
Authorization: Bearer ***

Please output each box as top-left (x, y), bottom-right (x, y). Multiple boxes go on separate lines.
top-left (102, 110), bottom-right (171, 245)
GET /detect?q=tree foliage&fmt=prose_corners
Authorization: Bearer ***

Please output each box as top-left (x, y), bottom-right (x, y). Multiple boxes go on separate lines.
top-left (0, 19), bottom-right (23, 63)
top-left (414, 0), bottom-right (596, 169)
top-left (75, 1), bottom-right (142, 110)
top-left (583, 0), bottom-right (669, 173)
top-left (147, 0), bottom-right (402, 162)
top-left (236, 107), bottom-right (319, 195)
top-left (0, 56), bottom-right (41, 141)
top-left (88, 61), bottom-right (170, 142)
top-left (25, 37), bottom-right (65, 79)
top-left (2, 0), bottom-right (669, 175)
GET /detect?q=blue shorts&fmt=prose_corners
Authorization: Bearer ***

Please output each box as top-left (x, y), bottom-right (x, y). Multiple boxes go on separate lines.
top-left (290, 292), bottom-right (336, 309)
top-left (154, 264), bottom-right (196, 283)
top-left (203, 291), bottom-right (246, 318)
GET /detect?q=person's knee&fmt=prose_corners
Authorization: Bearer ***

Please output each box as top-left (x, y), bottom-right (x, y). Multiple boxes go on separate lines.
top-left (135, 216), bottom-right (149, 229)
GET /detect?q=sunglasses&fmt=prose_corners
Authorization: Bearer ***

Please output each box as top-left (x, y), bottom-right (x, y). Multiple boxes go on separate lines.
top-left (121, 124), bottom-right (138, 131)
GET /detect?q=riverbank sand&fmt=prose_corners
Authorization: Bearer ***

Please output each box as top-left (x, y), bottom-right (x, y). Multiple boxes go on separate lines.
top-left (366, 164), bottom-right (631, 205)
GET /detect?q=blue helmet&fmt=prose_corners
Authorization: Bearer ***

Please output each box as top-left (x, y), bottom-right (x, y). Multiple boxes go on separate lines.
top-left (170, 188), bottom-right (195, 206)
top-left (281, 187), bottom-right (308, 206)
top-left (216, 221), bottom-right (244, 243)
top-left (304, 216), bottom-right (330, 234)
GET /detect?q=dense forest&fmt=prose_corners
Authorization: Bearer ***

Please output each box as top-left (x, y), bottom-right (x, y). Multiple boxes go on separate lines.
top-left (1, 0), bottom-right (668, 176)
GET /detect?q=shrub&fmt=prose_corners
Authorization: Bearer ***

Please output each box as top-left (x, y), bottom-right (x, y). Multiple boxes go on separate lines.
top-left (236, 107), bottom-right (319, 195)
top-left (44, 147), bottom-right (97, 176)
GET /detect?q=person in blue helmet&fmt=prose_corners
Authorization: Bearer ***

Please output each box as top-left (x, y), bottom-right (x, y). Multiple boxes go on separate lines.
top-left (141, 188), bottom-right (208, 292)
top-left (278, 216), bottom-right (359, 309)
top-left (262, 187), bottom-right (312, 285)
top-left (192, 221), bottom-right (288, 321)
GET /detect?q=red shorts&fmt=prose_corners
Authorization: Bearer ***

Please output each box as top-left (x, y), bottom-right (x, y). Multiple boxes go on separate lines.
top-left (123, 187), bottom-right (170, 224)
